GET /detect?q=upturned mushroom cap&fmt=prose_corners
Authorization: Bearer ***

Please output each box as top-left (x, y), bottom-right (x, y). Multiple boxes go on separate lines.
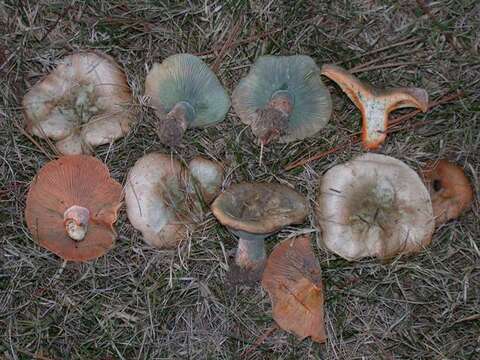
top-left (125, 153), bottom-right (223, 249)
top-left (23, 52), bottom-right (134, 155)
top-left (420, 159), bottom-right (474, 226)
top-left (145, 53), bottom-right (230, 133)
top-left (321, 64), bottom-right (428, 150)
top-left (25, 155), bottom-right (122, 261)
top-left (211, 183), bottom-right (308, 235)
top-left (232, 55), bottom-right (332, 143)
top-left (316, 154), bottom-right (434, 260)
top-left (262, 235), bottom-right (326, 343)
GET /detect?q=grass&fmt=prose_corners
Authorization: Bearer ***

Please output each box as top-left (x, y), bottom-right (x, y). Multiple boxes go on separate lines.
top-left (1, 0), bottom-right (479, 359)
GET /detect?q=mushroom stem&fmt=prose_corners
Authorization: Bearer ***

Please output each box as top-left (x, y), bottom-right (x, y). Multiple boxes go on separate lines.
top-left (63, 205), bottom-right (90, 241)
top-left (157, 101), bottom-right (196, 146)
top-left (252, 90), bottom-right (293, 145)
top-left (235, 237), bottom-right (266, 271)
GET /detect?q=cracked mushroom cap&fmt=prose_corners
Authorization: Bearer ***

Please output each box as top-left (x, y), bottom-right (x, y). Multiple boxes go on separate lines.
top-left (421, 159), bottom-right (474, 226)
top-left (24, 155), bottom-right (122, 261)
top-left (316, 154), bottom-right (435, 260)
top-left (211, 183), bottom-right (308, 235)
top-left (232, 55), bottom-right (332, 143)
top-left (23, 52), bottom-right (134, 155)
top-left (125, 153), bottom-right (223, 249)
top-left (145, 53), bottom-right (230, 127)
top-left (262, 235), bottom-right (326, 343)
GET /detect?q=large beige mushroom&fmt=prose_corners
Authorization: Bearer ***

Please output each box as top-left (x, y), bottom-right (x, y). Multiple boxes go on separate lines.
top-left (23, 52), bottom-right (134, 155)
top-left (316, 153), bottom-right (435, 260)
top-left (125, 153), bottom-right (223, 249)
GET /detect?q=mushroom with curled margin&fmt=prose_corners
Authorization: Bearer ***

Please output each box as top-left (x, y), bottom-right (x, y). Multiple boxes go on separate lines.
top-left (125, 153), bottom-right (223, 249)
top-left (211, 183), bottom-right (308, 284)
top-left (316, 153), bottom-right (435, 260)
top-left (25, 155), bottom-right (123, 261)
top-left (321, 64), bottom-right (428, 150)
top-left (262, 235), bottom-right (327, 343)
top-left (145, 54), bottom-right (231, 147)
top-left (22, 52), bottom-right (134, 155)
top-left (232, 55), bottom-right (332, 145)
top-left (420, 159), bottom-right (474, 226)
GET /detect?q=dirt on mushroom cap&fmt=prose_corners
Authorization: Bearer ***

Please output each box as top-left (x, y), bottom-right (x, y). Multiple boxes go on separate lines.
top-left (262, 235), bottom-right (326, 343)
top-left (211, 182), bottom-right (308, 235)
top-left (24, 155), bottom-right (122, 261)
top-left (22, 51), bottom-right (134, 155)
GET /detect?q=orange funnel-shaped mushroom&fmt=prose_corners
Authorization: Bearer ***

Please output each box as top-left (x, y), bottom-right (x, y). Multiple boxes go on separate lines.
top-left (421, 159), bottom-right (474, 226)
top-left (25, 155), bottom-right (122, 261)
top-left (321, 64), bottom-right (428, 149)
top-left (262, 235), bottom-right (326, 343)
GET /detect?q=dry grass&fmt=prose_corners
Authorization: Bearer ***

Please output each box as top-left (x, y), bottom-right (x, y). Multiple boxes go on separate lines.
top-left (1, 0), bottom-right (479, 359)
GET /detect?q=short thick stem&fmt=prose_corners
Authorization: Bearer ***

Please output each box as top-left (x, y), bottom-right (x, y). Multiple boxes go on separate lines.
top-left (252, 91), bottom-right (293, 145)
top-left (235, 237), bottom-right (266, 270)
top-left (157, 101), bottom-right (196, 146)
top-left (64, 205), bottom-right (90, 241)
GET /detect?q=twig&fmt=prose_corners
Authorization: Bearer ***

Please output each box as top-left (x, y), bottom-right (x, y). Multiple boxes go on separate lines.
top-left (284, 91), bottom-right (464, 170)
top-left (211, 18), bottom-right (243, 72)
top-left (241, 323), bottom-right (279, 358)
top-left (350, 61), bottom-right (421, 74)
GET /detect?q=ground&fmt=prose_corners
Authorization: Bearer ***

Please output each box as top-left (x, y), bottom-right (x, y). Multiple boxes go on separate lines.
top-left (1, 1), bottom-right (479, 359)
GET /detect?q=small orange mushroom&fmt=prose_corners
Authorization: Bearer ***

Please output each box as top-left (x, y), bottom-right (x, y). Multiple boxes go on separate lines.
top-left (421, 159), bottom-right (474, 226)
top-left (25, 155), bottom-right (122, 261)
top-left (261, 235), bottom-right (326, 343)
top-left (321, 64), bottom-right (428, 149)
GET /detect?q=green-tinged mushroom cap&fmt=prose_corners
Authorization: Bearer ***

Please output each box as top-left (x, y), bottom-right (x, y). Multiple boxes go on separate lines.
top-left (232, 55), bottom-right (332, 144)
top-left (145, 54), bottom-right (231, 146)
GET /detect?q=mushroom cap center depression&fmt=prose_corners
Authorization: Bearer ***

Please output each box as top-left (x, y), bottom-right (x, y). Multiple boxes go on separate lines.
top-left (56, 83), bottom-right (102, 125)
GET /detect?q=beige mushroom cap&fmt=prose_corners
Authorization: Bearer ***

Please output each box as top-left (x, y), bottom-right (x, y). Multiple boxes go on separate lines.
top-left (23, 51), bottom-right (134, 155)
top-left (125, 153), bottom-right (223, 249)
top-left (211, 183), bottom-right (308, 235)
top-left (316, 153), bottom-right (435, 260)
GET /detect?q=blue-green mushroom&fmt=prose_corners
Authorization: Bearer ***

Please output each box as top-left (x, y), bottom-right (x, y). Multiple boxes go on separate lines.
top-left (145, 54), bottom-right (231, 146)
top-left (232, 55), bottom-right (332, 145)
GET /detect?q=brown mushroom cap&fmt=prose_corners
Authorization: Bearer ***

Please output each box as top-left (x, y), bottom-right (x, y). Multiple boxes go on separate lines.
top-left (421, 159), bottom-right (474, 226)
top-left (261, 235), bottom-right (326, 343)
top-left (22, 52), bottom-right (133, 155)
top-left (25, 155), bottom-right (122, 261)
top-left (211, 183), bottom-right (308, 235)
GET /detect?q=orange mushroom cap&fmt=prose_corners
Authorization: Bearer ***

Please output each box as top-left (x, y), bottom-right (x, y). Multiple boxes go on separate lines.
top-left (25, 155), bottom-right (122, 261)
top-left (261, 235), bottom-right (326, 343)
top-left (421, 159), bottom-right (474, 226)
top-left (321, 64), bottom-right (428, 150)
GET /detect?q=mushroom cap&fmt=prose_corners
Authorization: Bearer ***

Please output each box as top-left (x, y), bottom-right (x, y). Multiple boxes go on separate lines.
top-left (420, 159), bottom-right (474, 226)
top-left (316, 154), bottom-right (434, 260)
top-left (232, 55), bottom-right (332, 143)
top-left (211, 183), bottom-right (308, 235)
top-left (145, 53), bottom-right (231, 127)
top-left (125, 153), bottom-right (223, 249)
top-left (261, 235), bottom-right (326, 343)
top-left (22, 52), bottom-right (134, 155)
top-left (188, 156), bottom-right (223, 204)
top-left (24, 155), bottom-right (122, 261)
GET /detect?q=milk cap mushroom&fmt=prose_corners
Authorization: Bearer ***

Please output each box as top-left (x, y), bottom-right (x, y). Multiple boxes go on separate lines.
top-left (421, 159), bottom-right (474, 226)
top-left (262, 235), bottom-right (326, 343)
top-left (211, 183), bottom-right (308, 284)
top-left (125, 153), bottom-right (223, 249)
top-left (232, 55), bottom-right (332, 145)
top-left (316, 153), bottom-right (434, 260)
top-left (145, 54), bottom-right (230, 147)
top-left (25, 155), bottom-right (122, 261)
top-left (321, 64), bottom-right (428, 150)
top-left (23, 52), bottom-right (134, 155)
